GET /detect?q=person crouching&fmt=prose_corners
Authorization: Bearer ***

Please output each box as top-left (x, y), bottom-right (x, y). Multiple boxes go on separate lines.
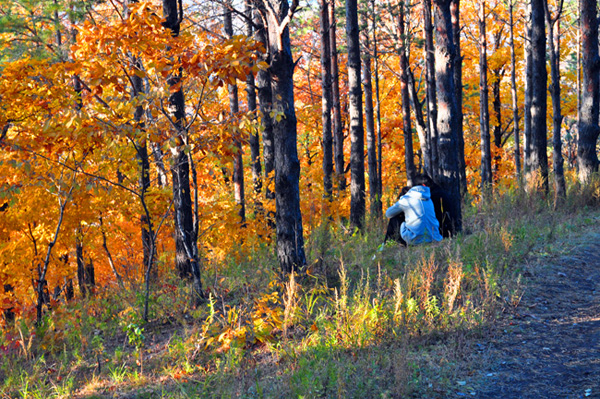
top-left (385, 184), bottom-right (443, 246)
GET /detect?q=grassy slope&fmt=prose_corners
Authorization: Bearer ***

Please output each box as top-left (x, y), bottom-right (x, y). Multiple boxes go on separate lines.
top-left (2, 185), bottom-right (600, 398)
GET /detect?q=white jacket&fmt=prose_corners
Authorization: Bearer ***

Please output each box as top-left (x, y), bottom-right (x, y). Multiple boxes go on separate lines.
top-left (385, 186), bottom-right (443, 245)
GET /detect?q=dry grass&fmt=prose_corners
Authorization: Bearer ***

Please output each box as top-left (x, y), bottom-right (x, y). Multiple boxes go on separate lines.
top-left (2, 183), bottom-right (600, 398)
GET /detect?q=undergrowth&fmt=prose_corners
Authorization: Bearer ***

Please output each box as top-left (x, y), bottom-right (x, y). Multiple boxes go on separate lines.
top-left (2, 183), bottom-right (600, 398)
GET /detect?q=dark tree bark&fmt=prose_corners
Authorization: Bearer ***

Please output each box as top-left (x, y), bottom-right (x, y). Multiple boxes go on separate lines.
top-left (128, 48), bottom-right (154, 280)
top-left (321, 0), bottom-right (334, 199)
top-left (546, 0), bottom-right (566, 201)
top-left (224, 1), bottom-right (246, 223)
top-left (509, 0), bottom-right (521, 180)
top-left (347, 0), bottom-right (366, 229)
top-left (479, 0), bottom-right (492, 188)
top-left (163, 0), bottom-right (204, 302)
top-left (399, 2), bottom-right (416, 186)
top-left (329, 0), bottom-right (346, 192)
top-left (451, 0), bottom-right (466, 195)
top-left (528, 0), bottom-right (549, 192)
top-left (407, 68), bottom-right (429, 172)
top-left (246, 0), bottom-right (262, 199)
top-left (544, 1), bottom-right (567, 204)
top-left (76, 233), bottom-right (94, 297)
top-left (362, 13), bottom-right (381, 217)
top-left (261, 0), bottom-right (307, 273)
top-left (490, 26), bottom-right (507, 177)
top-left (372, 0), bottom-right (383, 204)
top-left (433, 0), bottom-right (462, 234)
top-left (424, 0), bottom-right (439, 178)
top-left (255, 9), bottom-right (275, 200)
top-left (523, 1), bottom-right (533, 175)
top-left (577, 0), bottom-right (600, 182)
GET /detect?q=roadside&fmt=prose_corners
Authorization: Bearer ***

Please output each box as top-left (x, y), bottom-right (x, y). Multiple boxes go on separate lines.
top-left (463, 228), bottom-right (600, 398)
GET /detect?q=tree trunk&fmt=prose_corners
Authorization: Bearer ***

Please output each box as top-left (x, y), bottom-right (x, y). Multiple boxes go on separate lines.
top-left (321, 0), bottom-right (334, 199)
top-left (424, 0), bottom-right (439, 178)
top-left (451, 0), bottom-right (466, 195)
top-left (130, 58), bottom-right (154, 281)
top-left (255, 10), bottom-right (275, 201)
top-left (246, 1), bottom-right (262, 201)
top-left (346, 0), bottom-right (366, 229)
top-left (372, 0), bottom-right (383, 205)
top-left (433, 0), bottom-right (462, 234)
top-left (76, 231), bottom-right (95, 297)
top-left (523, 2), bottom-right (533, 175)
top-left (528, 0), bottom-right (549, 192)
top-left (262, 0), bottom-right (307, 273)
top-left (479, 0), bottom-right (492, 188)
top-left (408, 68), bottom-right (429, 172)
top-left (163, 0), bottom-right (204, 302)
top-left (224, 2), bottom-right (246, 223)
top-left (577, 0), bottom-right (600, 182)
top-left (399, 3), bottom-right (416, 186)
top-left (362, 13), bottom-right (380, 217)
top-left (546, 1), bottom-right (566, 201)
top-left (509, 0), bottom-right (521, 180)
top-left (329, 0), bottom-right (346, 191)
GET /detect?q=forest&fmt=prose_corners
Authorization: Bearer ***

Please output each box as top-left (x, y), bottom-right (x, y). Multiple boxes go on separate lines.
top-left (1, 0), bottom-right (600, 397)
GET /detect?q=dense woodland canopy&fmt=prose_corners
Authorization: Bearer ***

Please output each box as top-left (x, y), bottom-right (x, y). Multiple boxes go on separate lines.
top-left (0, 0), bottom-right (597, 326)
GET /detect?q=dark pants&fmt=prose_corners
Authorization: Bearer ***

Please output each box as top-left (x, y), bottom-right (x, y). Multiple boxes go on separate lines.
top-left (384, 213), bottom-right (407, 246)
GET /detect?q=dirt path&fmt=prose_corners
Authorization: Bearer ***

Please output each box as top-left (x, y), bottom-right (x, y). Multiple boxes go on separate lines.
top-left (466, 230), bottom-right (600, 398)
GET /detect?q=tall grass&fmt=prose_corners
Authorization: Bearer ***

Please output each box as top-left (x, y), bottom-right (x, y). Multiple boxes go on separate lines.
top-left (2, 183), bottom-right (600, 398)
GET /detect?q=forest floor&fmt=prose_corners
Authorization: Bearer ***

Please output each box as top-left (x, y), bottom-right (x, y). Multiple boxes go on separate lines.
top-left (461, 227), bottom-right (600, 399)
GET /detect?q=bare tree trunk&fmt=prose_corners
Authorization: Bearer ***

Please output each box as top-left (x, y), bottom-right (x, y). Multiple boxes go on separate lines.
top-left (529, 0), bottom-right (549, 192)
top-left (38, 184), bottom-right (73, 325)
top-left (321, 0), bottom-right (334, 199)
top-left (347, 0), bottom-right (366, 229)
top-left (546, 0), bottom-right (566, 201)
top-left (261, 0), bottom-right (307, 273)
top-left (372, 0), bottom-right (382, 204)
top-left (408, 68), bottom-right (429, 172)
top-left (509, 0), bottom-right (521, 181)
top-left (76, 232), bottom-right (94, 297)
top-left (246, 0), bottom-right (262, 201)
top-left (424, 0), bottom-right (438, 178)
top-left (523, 3), bottom-right (533, 175)
top-left (451, 0), bottom-right (466, 195)
top-left (399, 2), bottom-right (416, 186)
top-left (224, 2), bottom-right (246, 223)
top-left (163, 0), bottom-right (204, 302)
top-left (479, 0), bottom-right (492, 188)
top-left (255, 10), bottom-right (275, 201)
top-left (362, 12), bottom-right (380, 217)
top-left (577, 0), bottom-right (600, 182)
top-left (330, 0), bottom-right (346, 191)
top-left (433, 0), bottom-right (462, 234)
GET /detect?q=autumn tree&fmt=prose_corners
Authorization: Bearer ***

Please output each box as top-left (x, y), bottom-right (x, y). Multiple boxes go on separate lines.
top-left (398, 0), bottom-right (416, 186)
top-left (347, 0), bottom-right (366, 229)
top-left (362, 6), bottom-right (381, 216)
top-left (451, 0), bottom-right (467, 194)
top-left (433, 0), bottom-right (462, 234)
top-left (256, 0), bottom-right (307, 272)
top-left (508, 0), bottom-right (521, 180)
top-left (479, 0), bottom-right (492, 188)
top-left (162, 0), bottom-right (204, 300)
top-left (329, 0), bottom-right (346, 192)
top-left (527, 0), bottom-right (548, 192)
top-left (320, 0), bottom-right (334, 198)
top-left (577, 0), bottom-right (599, 182)
top-left (545, 0), bottom-right (566, 201)
top-left (424, 0), bottom-right (438, 178)
top-left (224, 0), bottom-right (246, 223)
top-left (244, 0), bottom-right (262, 204)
